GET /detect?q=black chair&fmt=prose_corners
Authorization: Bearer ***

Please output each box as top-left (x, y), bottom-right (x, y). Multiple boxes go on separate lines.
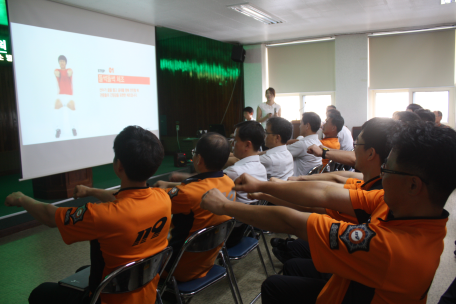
top-left (161, 219), bottom-right (239, 304)
top-left (89, 246), bottom-right (173, 304)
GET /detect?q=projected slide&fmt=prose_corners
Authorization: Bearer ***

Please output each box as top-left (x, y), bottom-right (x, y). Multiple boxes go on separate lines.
top-left (11, 23), bottom-right (158, 146)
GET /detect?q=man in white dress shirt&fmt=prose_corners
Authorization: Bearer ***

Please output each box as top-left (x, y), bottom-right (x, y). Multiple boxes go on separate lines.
top-left (287, 112), bottom-right (322, 176)
top-left (224, 121), bottom-right (268, 204)
top-left (326, 105), bottom-right (353, 151)
top-left (259, 117), bottom-right (294, 180)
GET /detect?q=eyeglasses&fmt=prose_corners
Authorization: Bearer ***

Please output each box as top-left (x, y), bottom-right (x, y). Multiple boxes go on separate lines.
top-left (191, 148), bottom-right (197, 157)
top-left (380, 162), bottom-right (428, 184)
top-left (264, 131), bottom-right (276, 136)
top-left (353, 142), bottom-right (365, 148)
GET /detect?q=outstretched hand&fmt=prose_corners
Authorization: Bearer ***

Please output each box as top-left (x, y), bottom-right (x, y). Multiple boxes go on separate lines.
top-left (233, 173), bottom-right (263, 193)
top-left (200, 188), bottom-right (230, 215)
top-left (153, 180), bottom-right (170, 189)
top-left (5, 192), bottom-right (26, 207)
top-left (74, 185), bottom-right (90, 199)
top-left (307, 144), bottom-right (323, 157)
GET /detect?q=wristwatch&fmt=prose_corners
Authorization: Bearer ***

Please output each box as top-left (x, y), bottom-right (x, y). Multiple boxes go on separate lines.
top-left (322, 148), bottom-right (329, 159)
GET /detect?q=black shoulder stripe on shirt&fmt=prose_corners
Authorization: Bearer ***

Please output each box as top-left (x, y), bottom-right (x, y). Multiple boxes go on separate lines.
top-left (354, 209), bottom-right (372, 224)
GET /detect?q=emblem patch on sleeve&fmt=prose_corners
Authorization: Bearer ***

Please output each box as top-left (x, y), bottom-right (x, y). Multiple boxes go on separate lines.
top-left (70, 204), bottom-right (87, 225)
top-left (64, 208), bottom-right (73, 225)
top-left (329, 223), bottom-right (340, 250)
top-left (340, 224), bottom-right (376, 254)
top-left (168, 187), bottom-right (179, 199)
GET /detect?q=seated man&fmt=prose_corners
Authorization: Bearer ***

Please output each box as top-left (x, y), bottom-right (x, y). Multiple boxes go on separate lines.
top-left (393, 111), bottom-right (421, 122)
top-left (274, 118), bottom-right (397, 262)
top-left (326, 105), bottom-right (353, 151)
top-left (201, 120), bottom-right (456, 304)
top-left (415, 108), bottom-right (436, 123)
top-left (224, 121), bottom-right (267, 204)
top-left (434, 110), bottom-right (443, 127)
top-left (5, 126), bottom-right (171, 304)
top-left (154, 132), bottom-right (234, 282)
top-left (406, 103), bottom-right (423, 112)
top-left (259, 117), bottom-right (294, 180)
top-left (320, 109), bottom-right (344, 168)
top-left (287, 112), bottom-right (322, 176)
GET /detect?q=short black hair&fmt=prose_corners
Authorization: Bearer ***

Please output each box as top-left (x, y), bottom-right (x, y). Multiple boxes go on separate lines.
top-left (406, 104), bottom-right (422, 112)
top-left (267, 117), bottom-right (293, 144)
top-left (195, 132), bottom-right (230, 171)
top-left (243, 107), bottom-right (254, 114)
top-left (302, 112), bottom-right (321, 133)
top-left (396, 111), bottom-right (421, 122)
top-left (234, 121), bottom-right (265, 151)
top-left (326, 109), bottom-right (344, 133)
top-left (391, 121), bottom-right (456, 208)
top-left (58, 55), bottom-right (67, 63)
top-left (361, 118), bottom-right (397, 164)
top-left (435, 111), bottom-right (443, 117)
top-left (415, 109), bottom-right (436, 123)
top-left (327, 105), bottom-right (336, 110)
top-left (113, 126), bottom-right (164, 182)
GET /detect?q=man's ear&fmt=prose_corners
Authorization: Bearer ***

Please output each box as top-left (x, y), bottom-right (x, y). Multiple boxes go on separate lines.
top-left (197, 154), bottom-right (205, 167)
top-left (367, 147), bottom-right (376, 161)
top-left (409, 176), bottom-right (424, 195)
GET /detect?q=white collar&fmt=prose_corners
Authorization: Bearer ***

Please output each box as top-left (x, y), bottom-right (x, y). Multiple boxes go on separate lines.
top-left (266, 145), bottom-right (287, 155)
top-left (235, 154), bottom-right (260, 166)
top-left (302, 134), bottom-right (319, 140)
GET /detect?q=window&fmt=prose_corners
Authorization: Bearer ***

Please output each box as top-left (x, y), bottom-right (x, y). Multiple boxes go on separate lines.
top-left (303, 95), bottom-right (332, 121)
top-left (413, 91), bottom-right (449, 123)
top-left (275, 94), bottom-right (301, 121)
top-left (374, 91), bottom-right (409, 118)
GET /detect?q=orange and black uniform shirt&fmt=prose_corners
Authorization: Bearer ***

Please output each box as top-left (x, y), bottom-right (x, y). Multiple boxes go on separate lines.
top-left (308, 189), bottom-right (448, 303)
top-left (320, 137), bottom-right (340, 168)
top-left (326, 176), bottom-right (382, 224)
top-left (55, 187), bottom-right (171, 304)
top-left (165, 171), bottom-right (234, 282)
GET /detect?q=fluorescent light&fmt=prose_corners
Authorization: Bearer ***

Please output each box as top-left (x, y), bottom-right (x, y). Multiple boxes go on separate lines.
top-left (266, 37), bottom-right (334, 47)
top-left (228, 3), bottom-right (282, 25)
top-left (369, 26), bottom-right (456, 36)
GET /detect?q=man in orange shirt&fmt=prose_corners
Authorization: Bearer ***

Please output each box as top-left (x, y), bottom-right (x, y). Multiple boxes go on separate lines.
top-left (5, 126), bottom-right (171, 304)
top-left (320, 109), bottom-right (343, 168)
top-left (154, 132), bottom-right (235, 282)
top-left (201, 120), bottom-right (455, 304)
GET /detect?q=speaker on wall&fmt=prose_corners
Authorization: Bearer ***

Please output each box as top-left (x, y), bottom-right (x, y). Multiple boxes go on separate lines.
top-left (231, 45), bottom-right (246, 63)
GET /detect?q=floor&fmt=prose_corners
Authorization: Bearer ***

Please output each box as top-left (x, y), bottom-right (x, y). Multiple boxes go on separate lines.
top-left (0, 190), bottom-right (455, 304)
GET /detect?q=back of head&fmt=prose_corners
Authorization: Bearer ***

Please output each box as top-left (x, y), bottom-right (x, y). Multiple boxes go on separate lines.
top-left (196, 132), bottom-right (230, 171)
top-left (361, 118), bottom-right (397, 163)
top-left (302, 112), bottom-right (321, 133)
top-left (113, 126), bottom-right (164, 181)
top-left (406, 104), bottom-right (422, 112)
top-left (267, 117), bottom-right (293, 144)
top-left (396, 111), bottom-right (421, 122)
top-left (391, 121), bottom-right (456, 208)
top-left (243, 107), bottom-right (254, 114)
top-left (415, 109), bottom-right (436, 123)
top-left (326, 109), bottom-right (344, 132)
top-left (235, 121), bottom-right (265, 151)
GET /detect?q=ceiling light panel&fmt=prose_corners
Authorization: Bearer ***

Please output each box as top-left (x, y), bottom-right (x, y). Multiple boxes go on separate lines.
top-left (228, 3), bottom-right (283, 25)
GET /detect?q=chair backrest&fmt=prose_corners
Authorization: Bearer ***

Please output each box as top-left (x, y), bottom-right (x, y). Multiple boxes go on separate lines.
top-left (89, 246), bottom-right (173, 304)
top-left (166, 219), bottom-right (236, 276)
top-left (308, 165), bottom-right (323, 175)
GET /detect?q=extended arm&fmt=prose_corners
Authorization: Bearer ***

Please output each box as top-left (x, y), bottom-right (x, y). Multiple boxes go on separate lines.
top-left (74, 185), bottom-right (117, 202)
top-left (201, 189), bottom-right (310, 240)
top-left (5, 192), bottom-right (57, 227)
top-left (250, 192), bottom-right (327, 214)
top-left (234, 173), bottom-right (355, 217)
top-left (307, 144), bottom-right (356, 167)
top-left (288, 171), bottom-right (363, 183)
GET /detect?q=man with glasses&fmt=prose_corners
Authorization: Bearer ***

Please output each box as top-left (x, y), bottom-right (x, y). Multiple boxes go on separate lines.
top-left (258, 117), bottom-right (294, 180)
top-left (200, 120), bottom-right (455, 304)
top-left (153, 132), bottom-right (235, 282)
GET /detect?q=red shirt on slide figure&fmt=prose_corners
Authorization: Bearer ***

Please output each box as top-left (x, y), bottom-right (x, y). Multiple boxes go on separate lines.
top-left (55, 68), bottom-right (73, 95)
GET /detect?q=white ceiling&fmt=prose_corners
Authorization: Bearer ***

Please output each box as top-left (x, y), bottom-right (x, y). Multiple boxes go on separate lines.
top-left (50, 0), bottom-right (456, 44)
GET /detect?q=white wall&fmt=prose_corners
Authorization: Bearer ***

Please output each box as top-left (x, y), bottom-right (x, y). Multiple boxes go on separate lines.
top-left (335, 34), bottom-right (369, 131)
top-left (243, 44), bottom-right (267, 116)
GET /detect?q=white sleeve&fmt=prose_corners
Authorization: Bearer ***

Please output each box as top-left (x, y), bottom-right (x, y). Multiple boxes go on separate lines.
top-left (223, 166), bottom-right (239, 182)
top-left (259, 154), bottom-right (272, 171)
top-left (287, 141), bottom-right (306, 158)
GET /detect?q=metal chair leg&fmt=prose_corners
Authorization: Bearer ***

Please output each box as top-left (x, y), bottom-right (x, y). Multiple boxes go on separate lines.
top-left (256, 245), bottom-right (269, 278)
top-left (250, 292), bottom-right (262, 304)
top-left (220, 248), bottom-right (240, 304)
top-left (171, 276), bottom-right (184, 304)
top-left (258, 230), bottom-right (277, 274)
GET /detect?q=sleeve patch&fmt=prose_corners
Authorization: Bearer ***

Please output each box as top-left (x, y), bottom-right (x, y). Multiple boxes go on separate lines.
top-left (64, 208), bottom-right (72, 225)
top-left (329, 223), bottom-right (340, 250)
top-left (70, 204), bottom-right (87, 225)
top-left (168, 187), bottom-right (179, 199)
top-left (340, 224), bottom-right (376, 254)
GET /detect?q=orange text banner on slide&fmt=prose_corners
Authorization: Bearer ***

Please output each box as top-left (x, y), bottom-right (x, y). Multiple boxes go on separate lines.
top-left (98, 74), bottom-right (150, 85)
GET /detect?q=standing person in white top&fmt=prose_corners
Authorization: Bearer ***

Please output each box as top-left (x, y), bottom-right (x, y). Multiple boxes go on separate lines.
top-left (257, 87), bottom-right (281, 128)
top-left (259, 117), bottom-right (294, 180)
top-left (287, 112), bottom-right (322, 176)
top-left (224, 121), bottom-right (267, 204)
top-left (326, 105), bottom-right (353, 151)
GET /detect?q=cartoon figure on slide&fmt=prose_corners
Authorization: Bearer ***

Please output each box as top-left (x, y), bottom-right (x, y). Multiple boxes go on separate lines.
top-left (54, 55), bottom-right (77, 138)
